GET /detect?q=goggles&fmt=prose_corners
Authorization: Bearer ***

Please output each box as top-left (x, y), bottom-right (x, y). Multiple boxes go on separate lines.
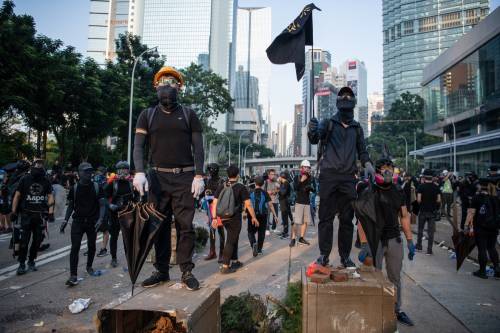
top-left (337, 94), bottom-right (355, 101)
top-left (157, 76), bottom-right (179, 87)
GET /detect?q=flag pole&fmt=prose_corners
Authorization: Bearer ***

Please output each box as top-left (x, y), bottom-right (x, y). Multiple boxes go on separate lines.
top-left (310, 46), bottom-right (315, 120)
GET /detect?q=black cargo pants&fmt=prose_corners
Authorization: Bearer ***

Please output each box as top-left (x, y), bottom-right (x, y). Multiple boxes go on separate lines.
top-left (18, 212), bottom-right (44, 264)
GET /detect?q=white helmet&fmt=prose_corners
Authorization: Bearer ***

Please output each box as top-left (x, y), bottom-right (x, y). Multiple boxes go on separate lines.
top-left (300, 160), bottom-right (311, 168)
top-left (442, 170), bottom-right (449, 176)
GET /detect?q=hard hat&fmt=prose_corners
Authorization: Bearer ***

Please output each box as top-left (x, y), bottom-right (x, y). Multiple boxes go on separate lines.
top-left (442, 169), bottom-right (448, 176)
top-left (300, 160), bottom-right (311, 167)
top-left (153, 66), bottom-right (184, 87)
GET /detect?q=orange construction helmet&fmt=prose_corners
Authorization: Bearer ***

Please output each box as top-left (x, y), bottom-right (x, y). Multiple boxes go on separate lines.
top-left (153, 66), bottom-right (184, 87)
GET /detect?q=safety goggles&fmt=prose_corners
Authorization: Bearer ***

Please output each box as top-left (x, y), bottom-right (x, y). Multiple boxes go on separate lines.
top-left (337, 94), bottom-right (355, 101)
top-left (157, 76), bottom-right (179, 87)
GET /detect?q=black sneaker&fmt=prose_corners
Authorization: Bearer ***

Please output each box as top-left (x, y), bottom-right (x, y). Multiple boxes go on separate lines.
top-left (473, 270), bottom-right (488, 279)
top-left (231, 261), bottom-right (244, 269)
top-left (280, 233), bottom-right (289, 239)
top-left (220, 266), bottom-right (237, 274)
top-left (66, 276), bottom-right (79, 287)
top-left (86, 266), bottom-right (95, 275)
top-left (396, 311), bottom-right (414, 326)
top-left (16, 264), bottom-right (27, 276)
top-left (141, 271), bottom-right (170, 288)
top-left (415, 244), bottom-right (422, 252)
top-left (316, 255), bottom-right (329, 267)
top-left (252, 243), bottom-right (258, 257)
top-left (289, 239), bottom-right (296, 247)
top-left (27, 261), bottom-right (37, 272)
top-left (38, 243), bottom-right (50, 251)
top-left (111, 259), bottom-right (118, 268)
top-left (426, 249), bottom-right (433, 256)
top-left (298, 237), bottom-right (310, 245)
top-left (97, 248), bottom-right (108, 257)
top-left (341, 257), bottom-right (356, 268)
top-left (182, 271), bottom-right (200, 291)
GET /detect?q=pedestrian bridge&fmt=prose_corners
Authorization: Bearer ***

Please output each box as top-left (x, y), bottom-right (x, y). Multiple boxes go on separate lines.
top-left (243, 156), bottom-right (317, 169)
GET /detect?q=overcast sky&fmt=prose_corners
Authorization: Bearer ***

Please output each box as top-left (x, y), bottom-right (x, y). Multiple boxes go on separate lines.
top-left (13, 0), bottom-right (500, 130)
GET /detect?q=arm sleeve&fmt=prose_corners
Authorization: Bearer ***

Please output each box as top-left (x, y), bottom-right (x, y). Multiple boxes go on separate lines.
top-left (308, 119), bottom-right (328, 144)
top-left (133, 110), bottom-right (148, 173)
top-left (356, 125), bottom-right (371, 166)
top-left (190, 111), bottom-right (204, 175)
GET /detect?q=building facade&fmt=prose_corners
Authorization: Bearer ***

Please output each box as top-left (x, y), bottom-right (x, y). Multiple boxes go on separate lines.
top-left (368, 92), bottom-right (384, 136)
top-left (339, 59), bottom-right (369, 135)
top-left (413, 7), bottom-right (500, 176)
top-left (234, 66), bottom-right (259, 110)
top-left (293, 104), bottom-right (303, 156)
top-left (383, 0), bottom-right (489, 112)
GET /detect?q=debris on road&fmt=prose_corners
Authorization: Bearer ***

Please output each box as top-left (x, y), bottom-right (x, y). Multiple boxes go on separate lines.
top-left (69, 298), bottom-right (91, 314)
top-left (91, 269), bottom-right (107, 277)
top-left (33, 321), bottom-right (44, 327)
top-left (477, 303), bottom-right (492, 307)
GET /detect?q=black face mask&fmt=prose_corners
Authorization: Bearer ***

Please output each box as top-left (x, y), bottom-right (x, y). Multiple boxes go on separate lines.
top-left (31, 167), bottom-right (45, 179)
top-left (336, 98), bottom-right (355, 123)
top-left (339, 109), bottom-right (354, 123)
top-left (78, 170), bottom-right (93, 184)
top-left (157, 85), bottom-right (178, 108)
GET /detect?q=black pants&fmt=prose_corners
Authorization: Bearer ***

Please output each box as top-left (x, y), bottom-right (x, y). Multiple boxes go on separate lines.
top-left (318, 172), bottom-right (356, 260)
top-left (109, 213), bottom-right (120, 260)
top-left (475, 229), bottom-right (499, 273)
top-left (209, 225), bottom-right (225, 254)
top-left (279, 200), bottom-right (293, 234)
top-left (70, 218), bottom-right (97, 276)
top-left (149, 170), bottom-right (195, 274)
top-left (248, 214), bottom-right (267, 252)
top-left (417, 211), bottom-right (436, 252)
top-left (18, 213), bottom-right (44, 264)
top-left (222, 217), bottom-right (242, 265)
top-left (268, 203), bottom-right (279, 230)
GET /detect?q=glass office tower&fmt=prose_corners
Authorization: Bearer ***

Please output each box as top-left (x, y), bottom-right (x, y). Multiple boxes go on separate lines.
top-left (383, 0), bottom-right (489, 112)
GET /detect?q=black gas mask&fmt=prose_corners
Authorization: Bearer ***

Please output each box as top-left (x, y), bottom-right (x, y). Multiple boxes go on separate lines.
top-left (336, 88), bottom-right (356, 123)
top-left (157, 85), bottom-right (178, 108)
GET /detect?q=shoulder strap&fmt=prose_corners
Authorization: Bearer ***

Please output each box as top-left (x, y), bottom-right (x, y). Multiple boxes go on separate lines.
top-left (93, 182), bottom-right (99, 196)
top-left (146, 107), bottom-right (157, 133)
top-left (260, 191), bottom-right (266, 213)
top-left (250, 191), bottom-right (255, 208)
top-left (73, 183), bottom-right (78, 203)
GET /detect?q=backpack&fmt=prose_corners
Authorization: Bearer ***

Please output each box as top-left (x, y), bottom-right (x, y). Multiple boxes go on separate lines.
top-left (73, 182), bottom-right (100, 203)
top-left (475, 195), bottom-right (500, 231)
top-left (112, 180), bottom-right (134, 199)
top-left (216, 182), bottom-right (236, 220)
top-left (250, 190), bottom-right (267, 216)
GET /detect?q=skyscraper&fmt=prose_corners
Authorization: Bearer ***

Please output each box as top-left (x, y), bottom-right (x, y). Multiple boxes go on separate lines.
top-left (383, 0), bottom-right (489, 112)
top-left (368, 92), bottom-right (384, 136)
top-left (339, 59), bottom-right (368, 136)
top-left (87, 0), bottom-right (130, 65)
top-left (293, 104), bottom-right (303, 156)
top-left (235, 7), bottom-right (272, 138)
top-left (234, 66), bottom-right (259, 109)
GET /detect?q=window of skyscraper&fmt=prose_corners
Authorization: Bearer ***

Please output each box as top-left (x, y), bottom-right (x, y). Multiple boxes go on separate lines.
top-left (441, 12), bottom-right (462, 29)
top-left (403, 20), bottom-right (414, 35)
top-left (419, 16), bottom-right (438, 32)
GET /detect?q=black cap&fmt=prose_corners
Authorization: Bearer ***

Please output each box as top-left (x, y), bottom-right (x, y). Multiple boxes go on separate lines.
top-left (78, 162), bottom-right (93, 172)
top-left (338, 86), bottom-right (354, 97)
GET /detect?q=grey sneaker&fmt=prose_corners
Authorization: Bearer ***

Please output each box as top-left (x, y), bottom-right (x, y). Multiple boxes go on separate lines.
top-left (111, 259), bottom-right (118, 268)
top-left (66, 276), bottom-right (79, 287)
top-left (182, 271), bottom-right (200, 291)
top-left (142, 271), bottom-right (170, 288)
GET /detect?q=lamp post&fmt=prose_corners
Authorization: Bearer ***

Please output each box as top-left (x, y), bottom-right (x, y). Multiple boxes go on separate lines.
top-left (127, 46), bottom-right (158, 164)
top-left (440, 118), bottom-right (457, 173)
top-left (238, 131), bottom-right (249, 171)
top-left (221, 134), bottom-right (231, 166)
top-left (243, 144), bottom-right (254, 177)
top-left (399, 135), bottom-right (408, 171)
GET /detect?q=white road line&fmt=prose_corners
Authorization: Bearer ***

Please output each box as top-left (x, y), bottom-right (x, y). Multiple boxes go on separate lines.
top-left (0, 235), bottom-right (103, 276)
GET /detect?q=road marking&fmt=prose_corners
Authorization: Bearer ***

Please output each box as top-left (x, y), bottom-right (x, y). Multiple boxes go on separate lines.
top-left (0, 235), bottom-right (103, 278)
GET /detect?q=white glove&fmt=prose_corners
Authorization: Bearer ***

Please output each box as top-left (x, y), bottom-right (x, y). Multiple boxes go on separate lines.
top-left (133, 172), bottom-right (149, 197)
top-left (191, 177), bottom-right (205, 198)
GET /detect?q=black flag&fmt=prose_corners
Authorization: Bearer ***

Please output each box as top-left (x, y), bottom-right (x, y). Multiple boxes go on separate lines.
top-left (266, 3), bottom-right (321, 81)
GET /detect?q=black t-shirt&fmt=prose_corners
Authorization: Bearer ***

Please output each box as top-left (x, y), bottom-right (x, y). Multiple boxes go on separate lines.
top-left (214, 181), bottom-right (250, 219)
top-left (417, 182), bottom-right (440, 213)
top-left (136, 106), bottom-right (203, 169)
top-left (16, 174), bottom-right (53, 213)
top-left (104, 180), bottom-right (134, 206)
top-left (375, 185), bottom-right (405, 240)
top-left (294, 175), bottom-right (313, 205)
top-left (247, 188), bottom-right (271, 217)
top-left (68, 182), bottom-right (104, 220)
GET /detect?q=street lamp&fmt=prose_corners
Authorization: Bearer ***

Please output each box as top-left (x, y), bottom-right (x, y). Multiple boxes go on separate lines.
top-left (243, 144), bottom-right (254, 177)
top-left (127, 46), bottom-right (159, 164)
top-left (221, 134), bottom-right (231, 166)
top-left (238, 131), bottom-right (249, 171)
top-left (398, 135), bottom-right (408, 172)
top-left (440, 118), bottom-right (457, 173)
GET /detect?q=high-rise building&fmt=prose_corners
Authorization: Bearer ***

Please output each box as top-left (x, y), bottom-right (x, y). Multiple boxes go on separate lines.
top-left (293, 104), bottom-right (303, 156)
top-left (368, 92), bottom-right (384, 136)
top-left (235, 7), bottom-right (272, 140)
top-left (383, 0), bottom-right (489, 112)
top-left (277, 121), bottom-right (293, 156)
top-left (87, 0), bottom-right (130, 65)
top-left (339, 59), bottom-right (369, 136)
top-left (234, 65), bottom-right (259, 109)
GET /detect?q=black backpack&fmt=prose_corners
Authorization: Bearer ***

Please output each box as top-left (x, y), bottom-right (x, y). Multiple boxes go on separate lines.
top-left (474, 195), bottom-right (500, 231)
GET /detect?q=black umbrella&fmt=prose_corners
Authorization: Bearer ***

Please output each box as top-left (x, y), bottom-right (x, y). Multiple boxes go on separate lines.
top-left (118, 202), bottom-right (166, 295)
top-left (452, 230), bottom-right (476, 271)
top-left (353, 186), bottom-right (383, 263)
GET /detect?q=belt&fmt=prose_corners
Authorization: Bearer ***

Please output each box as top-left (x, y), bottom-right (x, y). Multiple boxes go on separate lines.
top-left (152, 166), bottom-right (195, 174)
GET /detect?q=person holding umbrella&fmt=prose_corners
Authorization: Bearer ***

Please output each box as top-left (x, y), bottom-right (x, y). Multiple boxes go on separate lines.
top-left (133, 66), bottom-right (205, 291)
top-left (308, 86), bottom-right (375, 267)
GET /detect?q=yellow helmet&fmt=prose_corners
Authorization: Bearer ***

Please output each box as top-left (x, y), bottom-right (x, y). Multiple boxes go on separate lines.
top-left (153, 66), bottom-right (184, 87)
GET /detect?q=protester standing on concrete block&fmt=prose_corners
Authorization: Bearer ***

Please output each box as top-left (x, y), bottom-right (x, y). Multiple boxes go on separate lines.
top-left (358, 158), bottom-right (416, 326)
top-left (133, 66), bottom-right (204, 291)
top-left (308, 86), bottom-right (374, 268)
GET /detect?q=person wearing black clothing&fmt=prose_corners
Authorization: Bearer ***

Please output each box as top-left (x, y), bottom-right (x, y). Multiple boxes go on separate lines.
top-left (11, 159), bottom-right (54, 275)
top-left (458, 172), bottom-right (479, 230)
top-left (278, 171), bottom-right (293, 238)
top-left (133, 67), bottom-right (204, 291)
top-left (290, 160), bottom-right (314, 247)
top-left (60, 162), bottom-right (106, 286)
top-left (416, 169), bottom-right (441, 255)
top-left (213, 165), bottom-right (259, 274)
top-left (103, 161), bottom-right (135, 268)
top-left (465, 178), bottom-right (500, 279)
top-left (204, 163), bottom-right (225, 262)
top-left (308, 86), bottom-right (375, 268)
top-left (247, 176), bottom-right (278, 256)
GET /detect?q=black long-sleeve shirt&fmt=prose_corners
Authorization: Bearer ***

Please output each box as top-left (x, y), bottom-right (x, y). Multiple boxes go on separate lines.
top-left (308, 113), bottom-right (370, 175)
top-left (133, 105), bottom-right (204, 175)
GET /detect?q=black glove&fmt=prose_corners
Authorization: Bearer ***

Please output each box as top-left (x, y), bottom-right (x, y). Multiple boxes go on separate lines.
top-left (308, 117), bottom-right (319, 133)
top-left (60, 221), bottom-right (68, 234)
top-left (364, 162), bottom-right (376, 181)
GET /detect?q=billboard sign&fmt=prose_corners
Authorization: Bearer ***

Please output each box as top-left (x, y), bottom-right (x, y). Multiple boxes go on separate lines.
top-left (348, 61), bottom-right (357, 70)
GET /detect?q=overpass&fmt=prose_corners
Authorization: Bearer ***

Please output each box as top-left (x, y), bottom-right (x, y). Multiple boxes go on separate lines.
top-left (242, 156), bottom-right (317, 175)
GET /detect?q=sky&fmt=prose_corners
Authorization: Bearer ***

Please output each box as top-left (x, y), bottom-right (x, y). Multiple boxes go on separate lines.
top-left (12, 0), bottom-right (500, 130)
